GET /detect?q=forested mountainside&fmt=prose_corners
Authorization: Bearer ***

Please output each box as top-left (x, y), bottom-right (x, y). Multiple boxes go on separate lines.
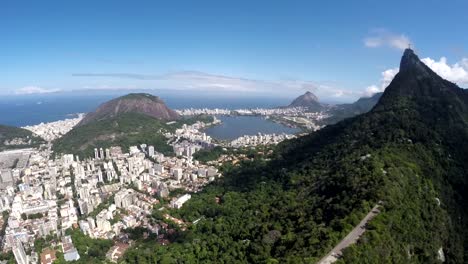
top-left (122, 49), bottom-right (468, 263)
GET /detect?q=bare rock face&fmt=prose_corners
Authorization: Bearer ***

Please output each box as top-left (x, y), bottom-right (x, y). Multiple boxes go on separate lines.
top-left (78, 93), bottom-right (180, 126)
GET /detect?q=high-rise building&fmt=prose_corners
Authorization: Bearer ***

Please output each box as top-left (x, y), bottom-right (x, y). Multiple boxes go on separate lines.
top-left (99, 148), bottom-right (104, 160)
top-left (12, 239), bottom-right (28, 264)
top-left (115, 189), bottom-right (135, 208)
top-left (172, 168), bottom-right (183, 181)
top-left (148, 146), bottom-right (155, 157)
top-left (94, 148), bottom-right (99, 160)
top-left (105, 148), bottom-right (110, 159)
top-left (78, 199), bottom-right (89, 215)
top-left (97, 169), bottom-right (103, 183)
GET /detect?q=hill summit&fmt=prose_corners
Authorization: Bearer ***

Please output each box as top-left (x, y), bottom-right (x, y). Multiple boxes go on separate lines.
top-left (78, 93), bottom-right (180, 126)
top-left (288, 91), bottom-right (323, 111)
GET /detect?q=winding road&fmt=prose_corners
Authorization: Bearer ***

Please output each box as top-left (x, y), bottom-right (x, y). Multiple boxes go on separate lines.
top-left (317, 204), bottom-right (381, 264)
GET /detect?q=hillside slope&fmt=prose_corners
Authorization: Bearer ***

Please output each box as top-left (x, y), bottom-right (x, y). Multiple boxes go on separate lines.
top-left (0, 125), bottom-right (43, 151)
top-left (122, 49), bottom-right (468, 263)
top-left (325, 92), bottom-right (382, 124)
top-left (78, 93), bottom-right (180, 126)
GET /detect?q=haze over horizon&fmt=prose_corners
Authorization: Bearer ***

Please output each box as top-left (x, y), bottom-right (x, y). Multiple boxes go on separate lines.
top-left (3, 0), bottom-right (468, 102)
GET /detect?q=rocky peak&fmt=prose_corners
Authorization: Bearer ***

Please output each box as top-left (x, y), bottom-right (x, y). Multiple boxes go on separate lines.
top-left (399, 48), bottom-right (434, 78)
top-left (375, 48), bottom-right (468, 112)
top-left (288, 91), bottom-right (321, 111)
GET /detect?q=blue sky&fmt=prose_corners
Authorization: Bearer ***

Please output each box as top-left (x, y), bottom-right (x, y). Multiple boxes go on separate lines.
top-left (2, 0), bottom-right (468, 102)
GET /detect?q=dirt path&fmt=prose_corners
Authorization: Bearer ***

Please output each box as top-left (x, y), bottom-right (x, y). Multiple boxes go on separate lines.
top-left (317, 204), bottom-right (381, 264)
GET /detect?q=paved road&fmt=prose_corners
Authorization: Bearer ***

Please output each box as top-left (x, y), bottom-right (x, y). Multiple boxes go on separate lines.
top-left (317, 204), bottom-right (381, 264)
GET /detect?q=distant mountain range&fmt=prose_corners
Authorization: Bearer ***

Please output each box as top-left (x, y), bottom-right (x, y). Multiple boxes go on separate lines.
top-left (325, 92), bottom-right (382, 124)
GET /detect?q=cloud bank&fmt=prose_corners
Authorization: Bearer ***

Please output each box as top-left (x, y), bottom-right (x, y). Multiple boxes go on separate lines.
top-left (421, 57), bottom-right (468, 85)
top-left (15, 86), bottom-right (62, 95)
top-left (73, 70), bottom-right (360, 100)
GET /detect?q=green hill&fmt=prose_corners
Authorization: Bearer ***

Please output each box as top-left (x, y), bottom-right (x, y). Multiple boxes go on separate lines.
top-left (122, 49), bottom-right (468, 263)
top-left (0, 125), bottom-right (43, 151)
top-left (53, 113), bottom-right (209, 158)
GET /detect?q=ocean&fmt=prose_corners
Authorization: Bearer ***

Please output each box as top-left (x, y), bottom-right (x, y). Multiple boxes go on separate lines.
top-left (0, 91), bottom-right (293, 127)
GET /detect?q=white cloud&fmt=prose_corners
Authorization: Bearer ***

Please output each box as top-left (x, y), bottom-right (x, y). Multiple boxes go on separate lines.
top-left (364, 68), bottom-right (398, 96)
top-left (364, 29), bottom-right (411, 50)
top-left (81, 84), bottom-right (138, 90)
top-left (365, 56), bottom-right (468, 96)
top-left (15, 86), bottom-right (61, 95)
top-left (73, 70), bottom-right (360, 100)
top-left (421, 57), bottom-right (468, 85)
top-left (160, 72), bottom-right (361, 100)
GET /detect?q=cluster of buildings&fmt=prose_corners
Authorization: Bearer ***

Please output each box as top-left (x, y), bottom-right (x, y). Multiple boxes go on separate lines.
top-left (0, 109), bottom-right (310, 263)
top-left (176, 108), bottom-right (231, 116)
top-left (79, 187), bottom-right (158, 240)
top-left (176, 107), bottom-right (329, 133)
top-left (22, 114), bottom-right (84, 142)
top-left (229, 133), bottom-right (296, 148)
top-left (166, 118), bottom-right (219, 157)
top-left (176, 107), bottom-right (311, 116)
top-left (0, 133), bottom-right (221, 263)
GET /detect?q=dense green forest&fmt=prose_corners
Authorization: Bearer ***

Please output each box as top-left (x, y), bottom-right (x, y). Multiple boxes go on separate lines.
top-left (192, 145), bottom-right (275, 163)
top-left (120, 49), bottom-right (468, 263)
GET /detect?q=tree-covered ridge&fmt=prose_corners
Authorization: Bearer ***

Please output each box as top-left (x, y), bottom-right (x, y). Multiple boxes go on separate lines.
top-left (0, 124), bottom-right (44, 151)
top-left (120, 49), bottom-right (468, 263)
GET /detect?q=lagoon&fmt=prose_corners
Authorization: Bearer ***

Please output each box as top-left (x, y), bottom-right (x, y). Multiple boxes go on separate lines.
top-left (205, 116), bottom-right (300, 140)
